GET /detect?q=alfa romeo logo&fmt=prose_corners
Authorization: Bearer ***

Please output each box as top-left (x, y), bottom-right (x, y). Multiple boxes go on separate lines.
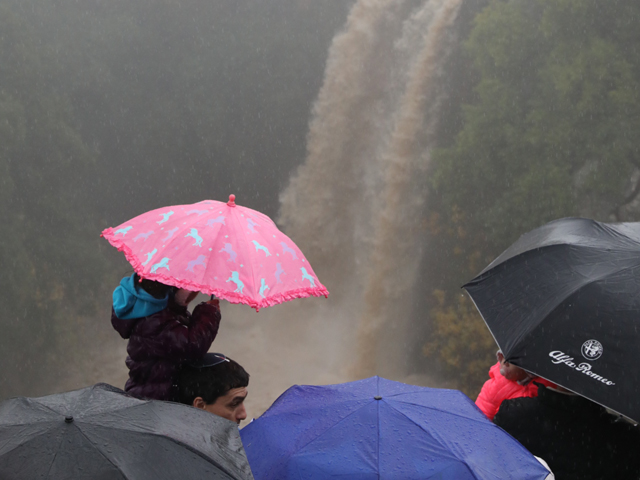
top-left (581, 339), bottom-right (603, 360)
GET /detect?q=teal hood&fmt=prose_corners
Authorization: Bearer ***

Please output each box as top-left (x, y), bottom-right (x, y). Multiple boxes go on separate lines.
top-left (113, 274), bottom-right (168, 320)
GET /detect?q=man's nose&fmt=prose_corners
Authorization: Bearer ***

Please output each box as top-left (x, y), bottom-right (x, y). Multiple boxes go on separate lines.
top-left (237, 404), bottom-right (247, 422)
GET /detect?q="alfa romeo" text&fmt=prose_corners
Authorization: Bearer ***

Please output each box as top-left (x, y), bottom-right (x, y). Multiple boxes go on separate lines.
top-left (549, 351), bottom-right (615, 386)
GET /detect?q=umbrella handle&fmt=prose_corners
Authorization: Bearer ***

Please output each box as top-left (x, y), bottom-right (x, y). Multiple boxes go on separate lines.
top-left (210, 294), bottom-right (216, 300)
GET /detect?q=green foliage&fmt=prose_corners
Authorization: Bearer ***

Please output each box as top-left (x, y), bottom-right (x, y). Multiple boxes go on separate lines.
top-left (424, 0), bottom-right (640, 395)
top-left (433, 0), bottom-right (640, 246)
top-left (423, 290), bottom-right (495, 397)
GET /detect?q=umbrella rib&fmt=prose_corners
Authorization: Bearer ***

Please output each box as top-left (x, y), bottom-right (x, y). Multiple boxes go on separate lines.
top-left (140, 433), bottom-right (240, 479)
top-left (602, 223), bottom-right (640, 245)
top-left (201, 214), bottom-right (220, 295)
top-left (64, 398), bottom-right (156, 425)
top-left (76, 416), bottom-right (243, 479)
top-left (510, 260), bottom-right (640, 356)
top-left (382, 389), bottom-right (436, 398)
top-left (74, 422), bottom-right (239, 480)
top-left (377, 383), bottom-right (381, 478)
top-left (387, 399), bottom-right (494, 426)
top-left (474, 255), bottom-right (640, 359)
top-left (26, 400), bottom-right (70, 418)
top-left (0, 423), bottom-right (59, 458)
top-left (43, 399), bottom-right (238, 479)
top-left (475, 230), bottom-right (640, 276)
top-left (239, 209), bottom-right (258, 305)
top-left (384, 402), bottom-right (481, 479)
top-left (67, 425), bottom-right (129, 479)
top-left (85, 402), bottom-right (244, 475)
top-left (275, 400), bottom-right (375, 465)
top-left (142, 402), bottom-right (245, 479)
top-left (44, 428), bottom-right (66, 479)
top-left (199, 204), bottom-right (229, 297)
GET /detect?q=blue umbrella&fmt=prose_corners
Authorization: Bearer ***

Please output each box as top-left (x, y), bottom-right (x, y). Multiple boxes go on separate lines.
top-left (240, 377), bottom-right (551, 479)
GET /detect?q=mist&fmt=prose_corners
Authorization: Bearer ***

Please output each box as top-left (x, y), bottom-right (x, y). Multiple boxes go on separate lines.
top-left (3, 0), bottom-right (640, 420)
top-left (0, 0), bottom-right (355, 415)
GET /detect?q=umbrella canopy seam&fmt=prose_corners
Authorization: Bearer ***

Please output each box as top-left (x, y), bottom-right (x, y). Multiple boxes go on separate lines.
top-left (44, 428), bottom-right (70, 480)
top-left (236, 210), bottom-right (260, 306)
top-left (0, 423), bottom-right (60, 458)
top-left (376, 394), bottom-right (380, 477)
top-left (383, 401), bottom-right (471, 466)
top-left (29, 396), bottom-right (151, 423)
top-left (269, 399), bottom-right (377, 468)
top-left (470, 243), bottom-right (639, 286)
top-left (479, 242), bottom-right (640, 277)
top-left (23, 399), bottom-right (75, 419)
top-left (502, 260), bottom-right (640, 360)
top-left (388, 398), bottom-right (494, 426)
top-left (467, 249), bottom-right (640, 360)
top-left (377, 389), bottom-right (429, 398)
top-left (477, 218), bottom-right (640, 274)
top-left (71, 424), bottom-right (130, 479)
top-left (73, 403), bottom-right (248, 479)
top-left (76, 423), bottom-right (242, 479)
top-left (139, 432), bottom-right (240, 479)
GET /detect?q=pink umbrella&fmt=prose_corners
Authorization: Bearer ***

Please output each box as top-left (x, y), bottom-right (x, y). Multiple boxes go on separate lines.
top-left (101, 195), bottom-right (329, 311)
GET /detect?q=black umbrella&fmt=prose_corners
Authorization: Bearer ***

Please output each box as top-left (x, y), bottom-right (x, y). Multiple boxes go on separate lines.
top-left (464, 217), bottom-right (640, 422)
top-left (0, 383), bottom-right (254, 480)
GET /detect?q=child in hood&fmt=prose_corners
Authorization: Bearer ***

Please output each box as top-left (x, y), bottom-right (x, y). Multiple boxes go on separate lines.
top-left (475, 350), bottom-right (554, 421)
top-left (111, 273), bottom-right (221, 402)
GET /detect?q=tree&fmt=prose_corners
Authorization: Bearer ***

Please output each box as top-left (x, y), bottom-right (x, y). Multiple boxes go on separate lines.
top-left (424, 0), bottom-right (640, 394)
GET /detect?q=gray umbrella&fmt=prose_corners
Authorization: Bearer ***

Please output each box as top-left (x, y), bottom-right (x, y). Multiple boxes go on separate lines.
top-left (0, 383), bottom-right (254, 480)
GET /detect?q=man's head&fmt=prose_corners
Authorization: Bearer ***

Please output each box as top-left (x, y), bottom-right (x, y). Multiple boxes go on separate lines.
top-left (497, 351), bottom-right (530, 382)
top-left (177, 353), bottom-right (249, 425)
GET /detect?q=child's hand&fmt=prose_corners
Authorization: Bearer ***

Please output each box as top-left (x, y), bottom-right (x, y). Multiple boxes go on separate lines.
top-left (206, 298), bottom-right (220, 308)
top-left (175, 289), bottom-right (198, 306)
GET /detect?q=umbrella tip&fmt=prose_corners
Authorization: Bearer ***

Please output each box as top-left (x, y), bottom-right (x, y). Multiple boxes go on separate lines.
top-left (65, 416), bottom-right (74, 424)
top-left (374, 396), bottom-right (382, 400)
top-left (228, 194), bottom-right (236, 207)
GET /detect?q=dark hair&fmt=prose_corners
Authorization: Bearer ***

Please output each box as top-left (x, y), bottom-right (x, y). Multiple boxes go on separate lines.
top-left (133, 273), bottom-right (172, 299)
top-left (177, 357), bottom-right (249, 406)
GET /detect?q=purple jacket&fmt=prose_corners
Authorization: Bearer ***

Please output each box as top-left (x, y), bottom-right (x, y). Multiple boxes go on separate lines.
top-left (111, 298), bottom-right (221, 401)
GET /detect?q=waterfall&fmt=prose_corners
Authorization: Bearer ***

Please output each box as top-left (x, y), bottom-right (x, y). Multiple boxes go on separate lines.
top-left (49, 0), bottom-right (469, 421)
top-left (206, 0), bottom-right (466, 419)
top-left (280, 0), bottom-right (464, 380)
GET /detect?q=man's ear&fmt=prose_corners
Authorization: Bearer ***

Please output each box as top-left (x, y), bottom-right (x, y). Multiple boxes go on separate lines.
top-left (192, 397), bottom-right (207, 410)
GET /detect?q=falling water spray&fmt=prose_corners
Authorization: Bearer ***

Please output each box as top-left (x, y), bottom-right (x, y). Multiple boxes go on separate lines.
top-left (281, 0), bottom-right (464, 385)
top-left (352, 0), bottom-right (464, 378)
top-left (181, 0), bottom-right (468, 418)
top-left (50, 0), bottom-right (468, 419)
